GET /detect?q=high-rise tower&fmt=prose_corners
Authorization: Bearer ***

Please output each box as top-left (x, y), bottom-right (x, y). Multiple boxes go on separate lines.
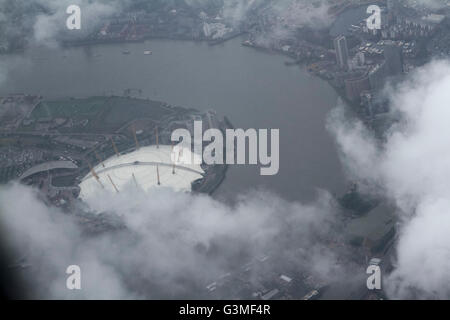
top-left (384, 41), bottom-right (404, 77)
top-left (334, 35), bottom-right (349, 71)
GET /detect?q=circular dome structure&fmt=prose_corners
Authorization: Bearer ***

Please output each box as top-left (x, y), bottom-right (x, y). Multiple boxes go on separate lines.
top-left (79, 145), bottom-right (204, 201)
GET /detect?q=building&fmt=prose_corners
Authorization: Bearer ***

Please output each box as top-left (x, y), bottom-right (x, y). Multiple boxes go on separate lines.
top-left (383, 41), bottom-right (404, 77)
top-left (360, 91), bottom-right (375, 119)
top-left (349, 52), bottom-right (366, 71)
top-left (345, 72), bottom-right (371, 102)
top-left (334, 35), bottom-right (349, 71)
top-left (20, 161), bottom-right (78, 181)
top-left (355, 52), bottom-right (365, 66)
top-left (78, 145), bottom-right (205, 201)
top-left (369, 62), bottom-right (388, 92)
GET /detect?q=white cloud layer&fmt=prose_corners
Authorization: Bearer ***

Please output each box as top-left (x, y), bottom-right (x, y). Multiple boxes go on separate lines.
top-left (32, 0), bottom-right (121, 46)
top-left (0, 183), bottom-right (342, 299)
top-left (330, 60), bottom-right (450, 299)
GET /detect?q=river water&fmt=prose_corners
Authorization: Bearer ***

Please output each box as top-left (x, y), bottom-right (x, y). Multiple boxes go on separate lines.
top-left (0, 37), bottom-right (346, 203)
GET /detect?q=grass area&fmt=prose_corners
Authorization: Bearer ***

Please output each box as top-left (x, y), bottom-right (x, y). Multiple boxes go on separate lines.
top-left (28, 97), bottom-right (173, 133)
top-left (30, 97), bottom-right (108, 120)
top-left (103, 97), bottom-right (171, 125)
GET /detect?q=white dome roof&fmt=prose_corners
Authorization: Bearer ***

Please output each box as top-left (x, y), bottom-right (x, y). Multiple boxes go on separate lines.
top-left (79, 145), bottom-right (204, 201)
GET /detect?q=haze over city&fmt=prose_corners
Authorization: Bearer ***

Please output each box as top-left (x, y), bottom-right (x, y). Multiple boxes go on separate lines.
top-left (0, 0), bottom-right (450, 302)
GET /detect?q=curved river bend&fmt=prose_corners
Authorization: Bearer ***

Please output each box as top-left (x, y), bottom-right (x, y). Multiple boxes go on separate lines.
top-left (0, 37), bottom-right (346, 203)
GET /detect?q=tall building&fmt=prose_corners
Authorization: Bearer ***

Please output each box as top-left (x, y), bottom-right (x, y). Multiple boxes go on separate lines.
top-left (383, 41), bottom-right (404, 77)
top-left (355, 52), bottom-right (365, 66)
top-left (345, 72), bottom-right (371, 102)
top-left (369, 62), bottom-right (387, 92)
top-left (334, 35), bottom-right (349, 71)
top-left (361, 91), bottom-right (375, 119)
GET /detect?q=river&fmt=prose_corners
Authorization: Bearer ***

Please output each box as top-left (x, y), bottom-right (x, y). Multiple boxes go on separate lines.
top-left (0, 37), bottom-right (346, 203)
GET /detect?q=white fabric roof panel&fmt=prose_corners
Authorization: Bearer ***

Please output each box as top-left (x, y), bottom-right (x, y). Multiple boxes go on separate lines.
top-left (79, 145), bottom-right (204, 200)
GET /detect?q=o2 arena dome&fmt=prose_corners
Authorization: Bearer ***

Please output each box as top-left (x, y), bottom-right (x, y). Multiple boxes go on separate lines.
top-left (78, 145), bottom-right (204, 201)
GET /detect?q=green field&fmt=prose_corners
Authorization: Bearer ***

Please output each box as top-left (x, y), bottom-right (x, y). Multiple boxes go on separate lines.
top-left (103, 97), bottom-right (172, 125)
top-left (30, 97), bottom-right (109, 120)
top-left (27, 97), bottom-right (174, 133)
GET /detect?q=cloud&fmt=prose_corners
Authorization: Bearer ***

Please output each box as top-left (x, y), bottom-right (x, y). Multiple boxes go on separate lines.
top-left (0, 0), bottom-right (124, 48)
top-left (184, 0), bottom-right (331, 36)
top-left (0, 56), bottom-right (30, 90)
top-left (0, 0), bottom-right (333, 49)
top-left (0, 182), bottom-right (343, 299)
top-left (329, 59), bottom-right (450, 299)
top-left (221, 0), bottom-right (261, 26)
top-left (270, 0), bottom-right (331, 29)
top-left (32, 0), bottom-right (121, 47)
top-left (184, 0), bottom-right (264, 26)
top-left (250, 0), bottom-right (332, 47)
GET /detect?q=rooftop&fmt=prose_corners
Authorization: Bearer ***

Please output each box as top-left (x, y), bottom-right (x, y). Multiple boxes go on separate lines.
top-left (20, 161), bottom-right (78, 180)
top-left (79, 145), bottom-right (204, 201)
